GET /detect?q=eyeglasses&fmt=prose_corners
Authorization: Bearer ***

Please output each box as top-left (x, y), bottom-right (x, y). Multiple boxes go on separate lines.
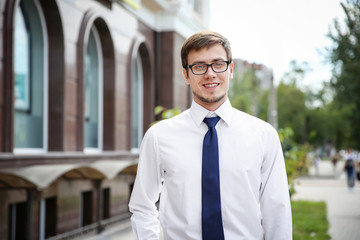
top-left (185, 61), bottom-right (230, 75)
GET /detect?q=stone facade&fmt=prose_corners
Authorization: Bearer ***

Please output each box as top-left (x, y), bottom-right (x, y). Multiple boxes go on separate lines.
top-left (0, 0), bottom-right (208, 239)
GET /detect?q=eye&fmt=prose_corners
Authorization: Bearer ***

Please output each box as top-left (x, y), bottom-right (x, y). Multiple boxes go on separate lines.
top-left (193, 64), bottom-right (205, 70)
top-left (213, 62), bottom-right (225, 68)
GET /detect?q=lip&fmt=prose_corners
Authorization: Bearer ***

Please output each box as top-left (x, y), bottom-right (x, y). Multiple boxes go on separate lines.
top-left (203, 83), bottom-right (220, 89)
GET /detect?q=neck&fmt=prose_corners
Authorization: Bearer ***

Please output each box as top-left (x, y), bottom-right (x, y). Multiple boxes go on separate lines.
top-left (194, 96), bottom-right (227, 112)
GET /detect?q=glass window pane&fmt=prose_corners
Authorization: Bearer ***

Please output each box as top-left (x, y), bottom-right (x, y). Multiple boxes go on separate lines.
top-left (132, 53), bottom-right (143, 150)
top-left (14, 1), bottom-right (45, 150)
top-left (14, 7), bottom-right (30, 111)
top-left (84, 28), bottom-right (100, 149)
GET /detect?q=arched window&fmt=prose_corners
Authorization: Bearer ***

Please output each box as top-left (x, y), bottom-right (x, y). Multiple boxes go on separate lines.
top-left (13, 0), bottom-right (48, 152)
top-left (84, 26), bottom-right (103, 152)
top-left (131, 52), bottom-right (144, 152)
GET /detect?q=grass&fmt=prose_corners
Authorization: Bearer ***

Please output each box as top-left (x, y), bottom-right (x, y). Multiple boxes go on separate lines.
top-left (292, 200), bottom-right (331, 240)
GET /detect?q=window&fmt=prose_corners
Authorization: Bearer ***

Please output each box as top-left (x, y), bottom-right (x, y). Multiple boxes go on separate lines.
top-left (84, 26), bottom-right (103, 152)
top-left (13, 0), bottom-right (48, 152)
top-left (14, 7), bottom-right (29, 112)
top-left (131, 52), bottom-right (144, 151)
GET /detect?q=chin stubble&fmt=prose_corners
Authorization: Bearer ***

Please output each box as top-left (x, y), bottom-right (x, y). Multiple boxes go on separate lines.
top-left (193, 92), bottom-right (226, 104)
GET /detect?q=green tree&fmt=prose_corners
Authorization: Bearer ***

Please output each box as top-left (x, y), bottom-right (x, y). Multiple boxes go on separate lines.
top-left (327, 0), bottom-right (360, 148)
top-left (281, 60), bottom-right (312, 87)
top-left (303, 82), bottom-right (333, 147)
top-left (229, 69), bottom-right (254, 114)
top-left (303, 81), bottom-right (353, 149)
top-left (277, 60), bottom-right (309, 144)
top-left (278, 127), bottom-right (311, 197)
top-left (277, 82), bottom-right (306, 143)
top-left (257, 89), bottom-right (270, 122)
top-left (152, 106), bottom-right (181, 125)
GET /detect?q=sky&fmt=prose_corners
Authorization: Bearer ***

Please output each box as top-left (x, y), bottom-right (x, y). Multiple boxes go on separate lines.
top-left (209, 0), bottom-right (345, 89)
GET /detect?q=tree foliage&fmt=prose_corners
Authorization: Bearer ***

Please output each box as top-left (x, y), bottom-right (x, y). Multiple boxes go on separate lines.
top-left (277, 82), bottom-right (307, 143)
top-left (152, 105), bottom-right (181, 125)
top-left (229, 68), bottom-right (270, 121)
top-left (277, 61), bottom-right (308, 144)
top-left (327, 0), bottom-right (360, 148)
top-left (278, 127), bottom-right (311, 197)
top-left (229, 70), bottom-right (255, 114)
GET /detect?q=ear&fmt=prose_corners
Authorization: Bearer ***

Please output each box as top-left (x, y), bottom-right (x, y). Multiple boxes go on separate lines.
top-left (183, 68), bottom-right (190, 85)
top-left (229, 61), bottom-right (234, 80)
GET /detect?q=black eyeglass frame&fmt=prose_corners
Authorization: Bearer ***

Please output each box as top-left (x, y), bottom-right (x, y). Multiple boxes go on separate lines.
top-left (185, 60), bottom-right (231, 75)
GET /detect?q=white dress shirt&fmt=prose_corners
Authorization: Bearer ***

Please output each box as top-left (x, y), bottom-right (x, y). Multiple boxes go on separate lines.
top-left (129, 99), bottom-right (292, 240)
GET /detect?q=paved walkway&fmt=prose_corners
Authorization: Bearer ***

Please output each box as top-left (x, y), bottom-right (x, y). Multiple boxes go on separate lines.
top-left (80, 160), bottom-right (360, 240)
top-left (293, 160), bottom-right (360, 240)
top-left (79, 220), bottom-right (134, 240)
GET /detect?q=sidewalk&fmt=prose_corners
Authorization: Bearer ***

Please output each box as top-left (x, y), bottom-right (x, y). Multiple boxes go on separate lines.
top-left (81, 160), bottom-right (360, 240)
top-left (78, 219), bottom-right (134, 240)
top-left (293, 160), bottom-right (360, 240)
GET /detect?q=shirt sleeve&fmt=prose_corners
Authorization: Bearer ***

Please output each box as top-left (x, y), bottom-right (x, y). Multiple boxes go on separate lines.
top-left (259, 125), bottom-right (293, 239)
top-left (128, 127), bottom-right (163, 240)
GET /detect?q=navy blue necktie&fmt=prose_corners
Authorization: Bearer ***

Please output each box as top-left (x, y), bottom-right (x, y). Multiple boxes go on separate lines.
top-left (202, 116), bottom-right (225, 240)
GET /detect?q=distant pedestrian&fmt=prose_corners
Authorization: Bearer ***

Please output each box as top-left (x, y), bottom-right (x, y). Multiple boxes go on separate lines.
top-left (330, 148), bottom-right (338, 175)
top-left (314, 155), bottom-right (321, 176)
top-left (356, 151), bottom-right (360, 181)
top-left (343, 149), bottom-right (356, 191)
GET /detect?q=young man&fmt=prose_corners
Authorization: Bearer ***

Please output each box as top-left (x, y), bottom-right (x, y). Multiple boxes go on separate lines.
top-left (129, 30), bottom-right (292, 239)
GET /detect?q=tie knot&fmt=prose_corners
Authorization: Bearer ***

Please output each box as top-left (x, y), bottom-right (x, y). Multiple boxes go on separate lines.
top-left (203, 116), bottom-right (221, 128)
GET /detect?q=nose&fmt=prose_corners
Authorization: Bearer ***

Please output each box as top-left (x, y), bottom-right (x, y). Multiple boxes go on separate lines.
top-left (204, 65), bottom-right (216, 78)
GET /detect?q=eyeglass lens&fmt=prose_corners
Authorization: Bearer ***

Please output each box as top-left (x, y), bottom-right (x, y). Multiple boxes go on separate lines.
top-left (190, 61), bottom-right (229, 75)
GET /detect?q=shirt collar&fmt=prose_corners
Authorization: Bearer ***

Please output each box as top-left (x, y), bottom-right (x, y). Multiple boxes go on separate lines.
top-left (190, 98), bottom-right (233, 127)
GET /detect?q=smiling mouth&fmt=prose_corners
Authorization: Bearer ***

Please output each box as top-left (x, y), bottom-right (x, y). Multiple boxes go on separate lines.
top-left (203, 83), bottom-right (219, 88)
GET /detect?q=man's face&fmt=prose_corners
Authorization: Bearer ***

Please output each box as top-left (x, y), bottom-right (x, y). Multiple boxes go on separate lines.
top-left (183, 43), bottom-right (233, 111)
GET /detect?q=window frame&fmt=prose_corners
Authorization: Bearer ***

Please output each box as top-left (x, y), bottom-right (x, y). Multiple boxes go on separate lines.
top-left (84, 25), bottom-right (104, 153)
top-left (131, 51), bottom-right (144, 153)
top-left (13, 0), bottom-right (49, 154)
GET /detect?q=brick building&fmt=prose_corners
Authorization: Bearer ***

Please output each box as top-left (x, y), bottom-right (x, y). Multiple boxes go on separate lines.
top-left (0, 0), bottom-right (209, 239)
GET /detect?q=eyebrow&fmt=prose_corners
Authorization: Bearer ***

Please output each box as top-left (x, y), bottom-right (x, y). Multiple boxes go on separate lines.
top-left (190, 58), bottom-right (227, 65)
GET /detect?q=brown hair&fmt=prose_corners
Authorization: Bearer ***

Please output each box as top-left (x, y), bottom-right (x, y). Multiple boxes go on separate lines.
top-left (180, 30), bottom-right (232, 68)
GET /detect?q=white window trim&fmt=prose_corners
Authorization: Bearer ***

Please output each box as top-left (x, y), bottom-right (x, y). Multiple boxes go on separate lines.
top-left (39, 199), bottom-right (45, 240)
top-left (131, 52), bottom-right (144, 153)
